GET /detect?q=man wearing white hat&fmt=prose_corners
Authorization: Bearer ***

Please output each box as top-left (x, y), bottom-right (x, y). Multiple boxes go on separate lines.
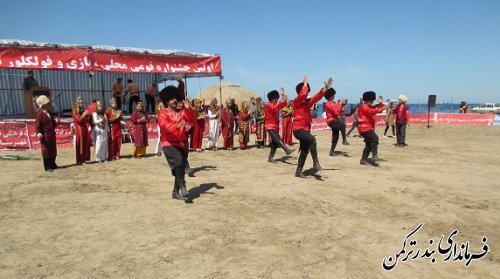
top-left (394, 95), bottom-right (410, 147)
top-left (35, 95), bottom-right (61, 172)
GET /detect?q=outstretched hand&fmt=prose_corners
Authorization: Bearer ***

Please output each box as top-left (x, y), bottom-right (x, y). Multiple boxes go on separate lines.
top-left (303, 75), bottom-right (308, 85)
top-left (378, 95), bottom-right (384, 104)
top-left (325, 77), bottom-right (334, 88)
top-left (183, 98), bottom-right (191, 109)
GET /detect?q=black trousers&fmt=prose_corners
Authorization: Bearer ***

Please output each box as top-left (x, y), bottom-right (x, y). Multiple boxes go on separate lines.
top-left (293, 130), bottom-right (315, 155)
top-left (267, 129), bottom-right (286, 155)
top-left (328, 120), bottom-right (344, 146)
top-left (347, 122), bottom-right (358, 136)
top-left (339, 119), bottom-right (347, 141)
top-left (145, 95), bottom-right (156, 114)
top-left (129, 95), bottom-right (141, 115)
top-left (163, 146), bottom-right (188, 174)
top-left (396, 123), bottom-right (407, 145)
top-left (360, 130), bottom-right (379, 159)
top-left (384, 124), bottom-right (395, 136)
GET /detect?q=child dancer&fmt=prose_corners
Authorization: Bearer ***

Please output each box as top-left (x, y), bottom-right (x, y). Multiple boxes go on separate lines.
top-left (265, 88), bottom-right (294, 162)
top-left (293, 76), bottom-right (333, 178)
top-left (324, 88), bottom-right (347, 156)
top-left (357, 91), bottom-right (388, 166)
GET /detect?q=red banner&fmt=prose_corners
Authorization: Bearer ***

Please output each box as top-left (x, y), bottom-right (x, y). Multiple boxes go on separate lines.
top-left (0, 113), bottom-right (496, 150)
top-left (435, 113), bottom-right (495, 125)
top-left (0, 46), bottom-right (222, 75)
top-left (314, 113), bottom-right (496, 128)
top-left (0, 122), bottom-right (31, 149)
top-left (26, 122), bottom-right (73, 150)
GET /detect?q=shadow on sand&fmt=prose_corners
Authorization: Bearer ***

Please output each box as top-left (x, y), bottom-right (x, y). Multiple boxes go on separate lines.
top-left (187, 165), bottom-right (217, 177)
top-left (185, 183), bottom-right (224, 203)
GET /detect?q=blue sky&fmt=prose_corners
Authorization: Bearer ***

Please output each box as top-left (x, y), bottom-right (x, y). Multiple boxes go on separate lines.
top-left (1, 0), bottom-right (499, 103)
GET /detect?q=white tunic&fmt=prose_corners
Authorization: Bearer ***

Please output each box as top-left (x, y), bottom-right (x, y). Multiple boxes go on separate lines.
top-left (155, 122), bottom-right (162, 155)
top-left (207, 109), bottom-right (220, 148)
top-left (92, 112), bottom-right (109, 161)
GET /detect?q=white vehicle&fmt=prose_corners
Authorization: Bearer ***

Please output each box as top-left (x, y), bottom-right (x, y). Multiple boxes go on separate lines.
top-left (471, 103), bottom-right (500, 114)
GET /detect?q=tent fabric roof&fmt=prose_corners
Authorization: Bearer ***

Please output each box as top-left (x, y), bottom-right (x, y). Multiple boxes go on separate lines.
top-left (0, 39), bottom-right (215, 57)
top-left (196, 83), bottom-right (259, 105)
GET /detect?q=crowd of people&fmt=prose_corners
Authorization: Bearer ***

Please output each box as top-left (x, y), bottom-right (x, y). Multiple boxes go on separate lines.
top-left (35, 75), bottom-right (411, 200)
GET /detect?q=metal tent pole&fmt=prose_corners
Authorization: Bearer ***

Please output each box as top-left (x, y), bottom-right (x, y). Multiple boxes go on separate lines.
top-left (219, 75), bottom-right (224, 105)
top-left (88, 72), bottom-right (94, 102)
top-left (100, 71), bottom-right (105, 102)
top-left (184, 74), bottom-right (188, 98)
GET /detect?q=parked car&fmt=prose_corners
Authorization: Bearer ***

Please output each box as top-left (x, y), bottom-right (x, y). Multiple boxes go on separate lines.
top-left (471, 103), bottom-right (500, 114)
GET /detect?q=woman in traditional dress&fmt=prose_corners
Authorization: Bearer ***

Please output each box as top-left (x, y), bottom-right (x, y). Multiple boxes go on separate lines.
top-left (106, 97), bottom-right (123, 160)
top-left (35, 95), bottom-right (60, 172)
top-left (281, 100), bottom-right (294, 146)
top-left (72, 96), bottom-right (91, 164)
top-left (384, 102), bottom-right (396, 137)
top-left (131, 101), bottom-right (149, 158)
top-left (254, 97), bottom-right (266, 148)
top-left (190, 98), bottom-right (205, 151)
top-left (92, 101), bottom-right (109, 162)
top-left (220, 99), bottom-right (235, 150)
top-left (206, 97), bottom-right (220, 150)
top-left (154, 102), bottom-right (165, 156)
top-left (238, 101), bottom-right (251, 149)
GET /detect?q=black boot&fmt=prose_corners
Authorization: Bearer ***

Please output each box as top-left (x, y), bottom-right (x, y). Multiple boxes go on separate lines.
top-left (43, 158), bottom-right (53, 172)
top-left (276, 136), bottom-right (295, 155)
top-left (371, 143), bottom-right (379, 163)
top-left (175, 167), bottom-right (190, 197)
top-left (268, 147), bottom-right (276, 163)
top-left (360, 145), bottom-right (373, 166)
top-left (285, 147), bottom-right (295, 155)
top-left (295, 153), bottom-right (307, 178)
top-left (185, 160), bottom-right (192, 176)
top-left (329, 142), bottom-right (338, 156)
top-left (309, 143), bottom-right (322, 171)
top-left (178, 180), bottom-right (189, 197)
top-left (50, 158), bottom-right (58, 169)
top-left (171, 178), bottom-right (184, 200)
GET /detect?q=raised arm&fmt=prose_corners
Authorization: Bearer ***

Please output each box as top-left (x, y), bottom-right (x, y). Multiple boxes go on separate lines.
top-left (293, 75), bottom-right (309, 108)
top-left (310, 77), bottom-right (333, 105)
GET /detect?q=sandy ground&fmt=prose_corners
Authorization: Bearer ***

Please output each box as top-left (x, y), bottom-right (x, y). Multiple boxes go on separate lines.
top-left (1, 124), bottom-right (499, 278)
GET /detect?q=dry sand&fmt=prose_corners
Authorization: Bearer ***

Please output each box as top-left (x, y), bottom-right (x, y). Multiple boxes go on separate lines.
top-left (1, 125), bottom-right (499, 278)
